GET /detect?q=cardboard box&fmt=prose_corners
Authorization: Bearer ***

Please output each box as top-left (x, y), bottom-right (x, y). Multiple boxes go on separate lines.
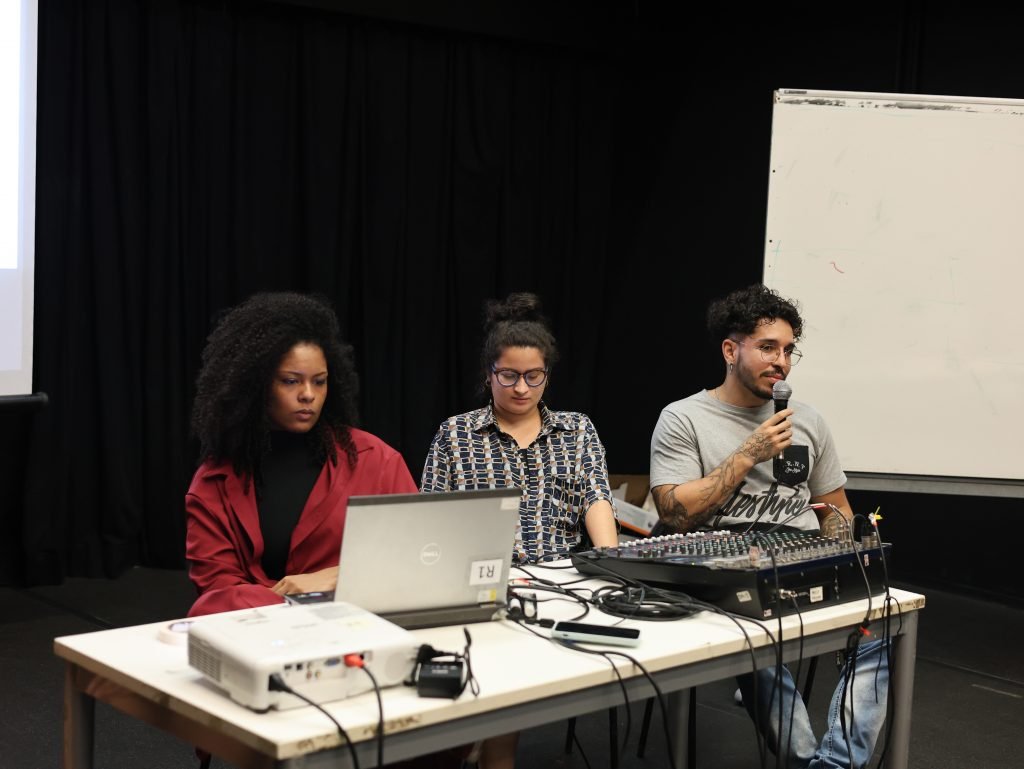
top-left (609, 474), bottom-right (658, 537)
top-left (608, 474), bottom-right (650, 508)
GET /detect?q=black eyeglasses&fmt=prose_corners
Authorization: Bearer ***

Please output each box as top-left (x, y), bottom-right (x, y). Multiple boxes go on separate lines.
top-left (734, 340), bottom-right (803, 366)
top-left (490, 366), bottom-right (548, 387)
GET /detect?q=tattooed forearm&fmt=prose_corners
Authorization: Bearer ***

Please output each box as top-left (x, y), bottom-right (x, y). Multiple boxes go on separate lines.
top-left (651, 485), bottom-right (693, 530)
top-left (703, 452), bottom-right (747, 507)
top-left (653, 450), bottom-right (749, 533)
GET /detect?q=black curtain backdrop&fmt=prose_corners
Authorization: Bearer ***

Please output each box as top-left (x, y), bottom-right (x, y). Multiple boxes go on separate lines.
top-left (8, 0), bottom-right (1024, 599)
top-left (22, 0), bottom-right (617, 582)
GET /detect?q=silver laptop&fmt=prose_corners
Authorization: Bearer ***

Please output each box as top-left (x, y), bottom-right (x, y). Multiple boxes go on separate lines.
top-left (334, 488), bottom-right (521, 629)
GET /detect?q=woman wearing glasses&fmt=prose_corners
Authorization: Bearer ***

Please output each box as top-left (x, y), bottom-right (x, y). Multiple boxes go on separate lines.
top-left (420, 291), bottom-right (617, 769)
top-left (420, 291), bottom-right (618, 565)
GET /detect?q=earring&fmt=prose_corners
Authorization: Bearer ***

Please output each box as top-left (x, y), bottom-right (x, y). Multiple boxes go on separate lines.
top-left (728, 362), bottom-right (734, 373)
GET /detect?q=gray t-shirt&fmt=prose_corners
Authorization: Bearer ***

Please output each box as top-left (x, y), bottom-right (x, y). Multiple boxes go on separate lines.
top-left (649, 389), bottom-right (847, 531)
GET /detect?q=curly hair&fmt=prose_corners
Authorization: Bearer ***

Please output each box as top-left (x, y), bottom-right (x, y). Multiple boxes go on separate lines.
top-left (190, 292), bottom-right (360, 485)
top-left (478, 292), bottom-right (559, 397)
top-left (706, 283), bottom-right (804, 343)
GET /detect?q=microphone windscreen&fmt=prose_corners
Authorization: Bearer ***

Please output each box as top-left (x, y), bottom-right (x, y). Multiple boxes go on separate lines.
top-left (772, 380), bottom-right (792, 402)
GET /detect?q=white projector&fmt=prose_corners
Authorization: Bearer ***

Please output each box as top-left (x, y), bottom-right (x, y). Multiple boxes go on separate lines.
top-left (188, 601), bottom-right (420, 711)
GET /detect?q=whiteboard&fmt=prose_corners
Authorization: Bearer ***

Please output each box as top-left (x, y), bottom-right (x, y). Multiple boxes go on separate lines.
top-left (763, 89), bottom-right (1024, 489)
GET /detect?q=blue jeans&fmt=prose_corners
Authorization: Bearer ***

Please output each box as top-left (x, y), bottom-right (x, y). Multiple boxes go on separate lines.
top-left (736, 639), bottom-right (890, 769)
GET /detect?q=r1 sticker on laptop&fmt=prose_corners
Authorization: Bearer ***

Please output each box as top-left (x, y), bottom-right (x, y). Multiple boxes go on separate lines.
top-left (469, 558), bottom-right (504, 585)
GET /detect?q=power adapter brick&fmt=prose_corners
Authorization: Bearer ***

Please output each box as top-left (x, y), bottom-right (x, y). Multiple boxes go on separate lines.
top-left (417, 661), bottom-right (464, 698)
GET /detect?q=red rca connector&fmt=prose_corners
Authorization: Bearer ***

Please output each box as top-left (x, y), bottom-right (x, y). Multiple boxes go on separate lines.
top-left (343, 653), bottom-right (365, 668)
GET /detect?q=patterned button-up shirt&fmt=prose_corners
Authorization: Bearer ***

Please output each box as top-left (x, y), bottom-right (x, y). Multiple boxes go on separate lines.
top-left (420, 403), bottom-right (616, 563)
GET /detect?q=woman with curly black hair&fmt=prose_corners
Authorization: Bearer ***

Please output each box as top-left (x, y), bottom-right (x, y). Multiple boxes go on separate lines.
top-left (185, 292), bottom-right (416, 616)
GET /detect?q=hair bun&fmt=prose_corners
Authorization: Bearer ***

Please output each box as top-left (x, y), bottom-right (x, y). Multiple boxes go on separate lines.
top-left (485, 291), bottom-right (546, 327)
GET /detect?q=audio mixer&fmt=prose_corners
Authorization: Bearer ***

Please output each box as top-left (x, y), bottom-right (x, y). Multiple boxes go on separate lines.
top-left (571, 529), bottom-right (890, 619)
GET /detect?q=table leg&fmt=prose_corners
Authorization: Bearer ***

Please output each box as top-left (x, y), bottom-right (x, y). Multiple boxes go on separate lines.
top-left (884, 610), bottom-right (919, 769)
top-left (665, 687), bottom-right (693, 769)
top-left (63, 663), bottom-right (95, 769)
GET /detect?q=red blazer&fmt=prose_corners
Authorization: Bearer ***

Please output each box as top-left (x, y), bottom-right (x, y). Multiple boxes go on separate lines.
top-left (185, 428), bottom-right (417, 616)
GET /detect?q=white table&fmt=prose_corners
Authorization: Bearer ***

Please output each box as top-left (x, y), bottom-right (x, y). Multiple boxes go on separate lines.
top-left (54, 566), bottom-right (925, 769)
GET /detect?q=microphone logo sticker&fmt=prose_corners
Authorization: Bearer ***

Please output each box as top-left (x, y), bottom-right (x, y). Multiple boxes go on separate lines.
top-left (420, 543), bottom-right (442, 565)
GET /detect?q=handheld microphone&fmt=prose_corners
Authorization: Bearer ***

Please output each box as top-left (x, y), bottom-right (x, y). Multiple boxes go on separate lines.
top-left (772, 380), bottom-right (792, 482)
top-left (772, 379), bottom-right (792, 412)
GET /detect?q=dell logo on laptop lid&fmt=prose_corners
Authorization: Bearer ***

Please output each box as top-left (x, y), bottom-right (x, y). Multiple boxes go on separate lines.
top-left (420, 543), bottom-right (441, 565)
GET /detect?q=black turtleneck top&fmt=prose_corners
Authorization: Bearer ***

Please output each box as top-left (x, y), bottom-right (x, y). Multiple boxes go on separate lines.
top-left (259, 430), bottom-right (322, 580)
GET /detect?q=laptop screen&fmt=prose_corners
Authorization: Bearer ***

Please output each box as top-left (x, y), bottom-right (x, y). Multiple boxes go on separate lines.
top-left (334, 488), bottom-right (521, 628)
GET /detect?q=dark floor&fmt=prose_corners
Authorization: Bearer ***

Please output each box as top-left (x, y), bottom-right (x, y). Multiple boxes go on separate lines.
top-left (1, 569), bottom-right (1022, 769)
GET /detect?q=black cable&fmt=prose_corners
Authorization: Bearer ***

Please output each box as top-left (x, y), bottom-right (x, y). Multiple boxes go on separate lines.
top-left (752, 532), bottom-right (783, 769)
top-left (865, 512), bottom-right (899, 769)
top-left (599, 647), bottom-right (634, 757)
top-left (509, 579), bottom-right (594, 607)
top-left (841, 510), bottom-right (875, 626)
top-left (825, 509), bottom-right (863, 767)
top-left (665, 594), bottom-right (778, 769)
top-left (577, 561), bottom-right (774, 769)
top-left (768, 538), bottom-right (785, 769)
top-left (511, 563), bottom-right (568, 586)
top-left (723, 611), bottom-right (780, 765)
top-left (571, 730), bottom-right (595, 769)
top-left (559, 551), bottom-right (704, 620)
top-left (589, 524), bottom-right (898, 769)
top-left (268, 674), bottom-right (360, 769)
top-left (555, 637), bottom-right (678, 769)
top-left (573, 543), bottom-right (783, 768)
top-left (505, 614), bottom-right (659, 767)
top-left (593, 648), bottom-right (676, 769)
top-left (836, 630), bottom-right (860, 766)
top-left (512, 563), bottom-right (692, 626)
top-left (873, 595), bottom-right (903, 769)
top-left (737, 532), bottom-right (780, 769)
top-left (357, 666), bottom-right (385, 768)
top-left (834, 507), bottom-right (903, 769)
top-left (511, 564), bottom-right (600, 599)
top-left (570, 517), bottom-right (905, 769)
top-left (591, 583), bottom-right (699, 622)
top-left (506, 580), bottom-right (594, 622)
top-left (784, 596), bottom-right (806, 767)
top-left (462, 628), bottom-right (481, 697)
top-left (762, 539), bottom-right (809, 769)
